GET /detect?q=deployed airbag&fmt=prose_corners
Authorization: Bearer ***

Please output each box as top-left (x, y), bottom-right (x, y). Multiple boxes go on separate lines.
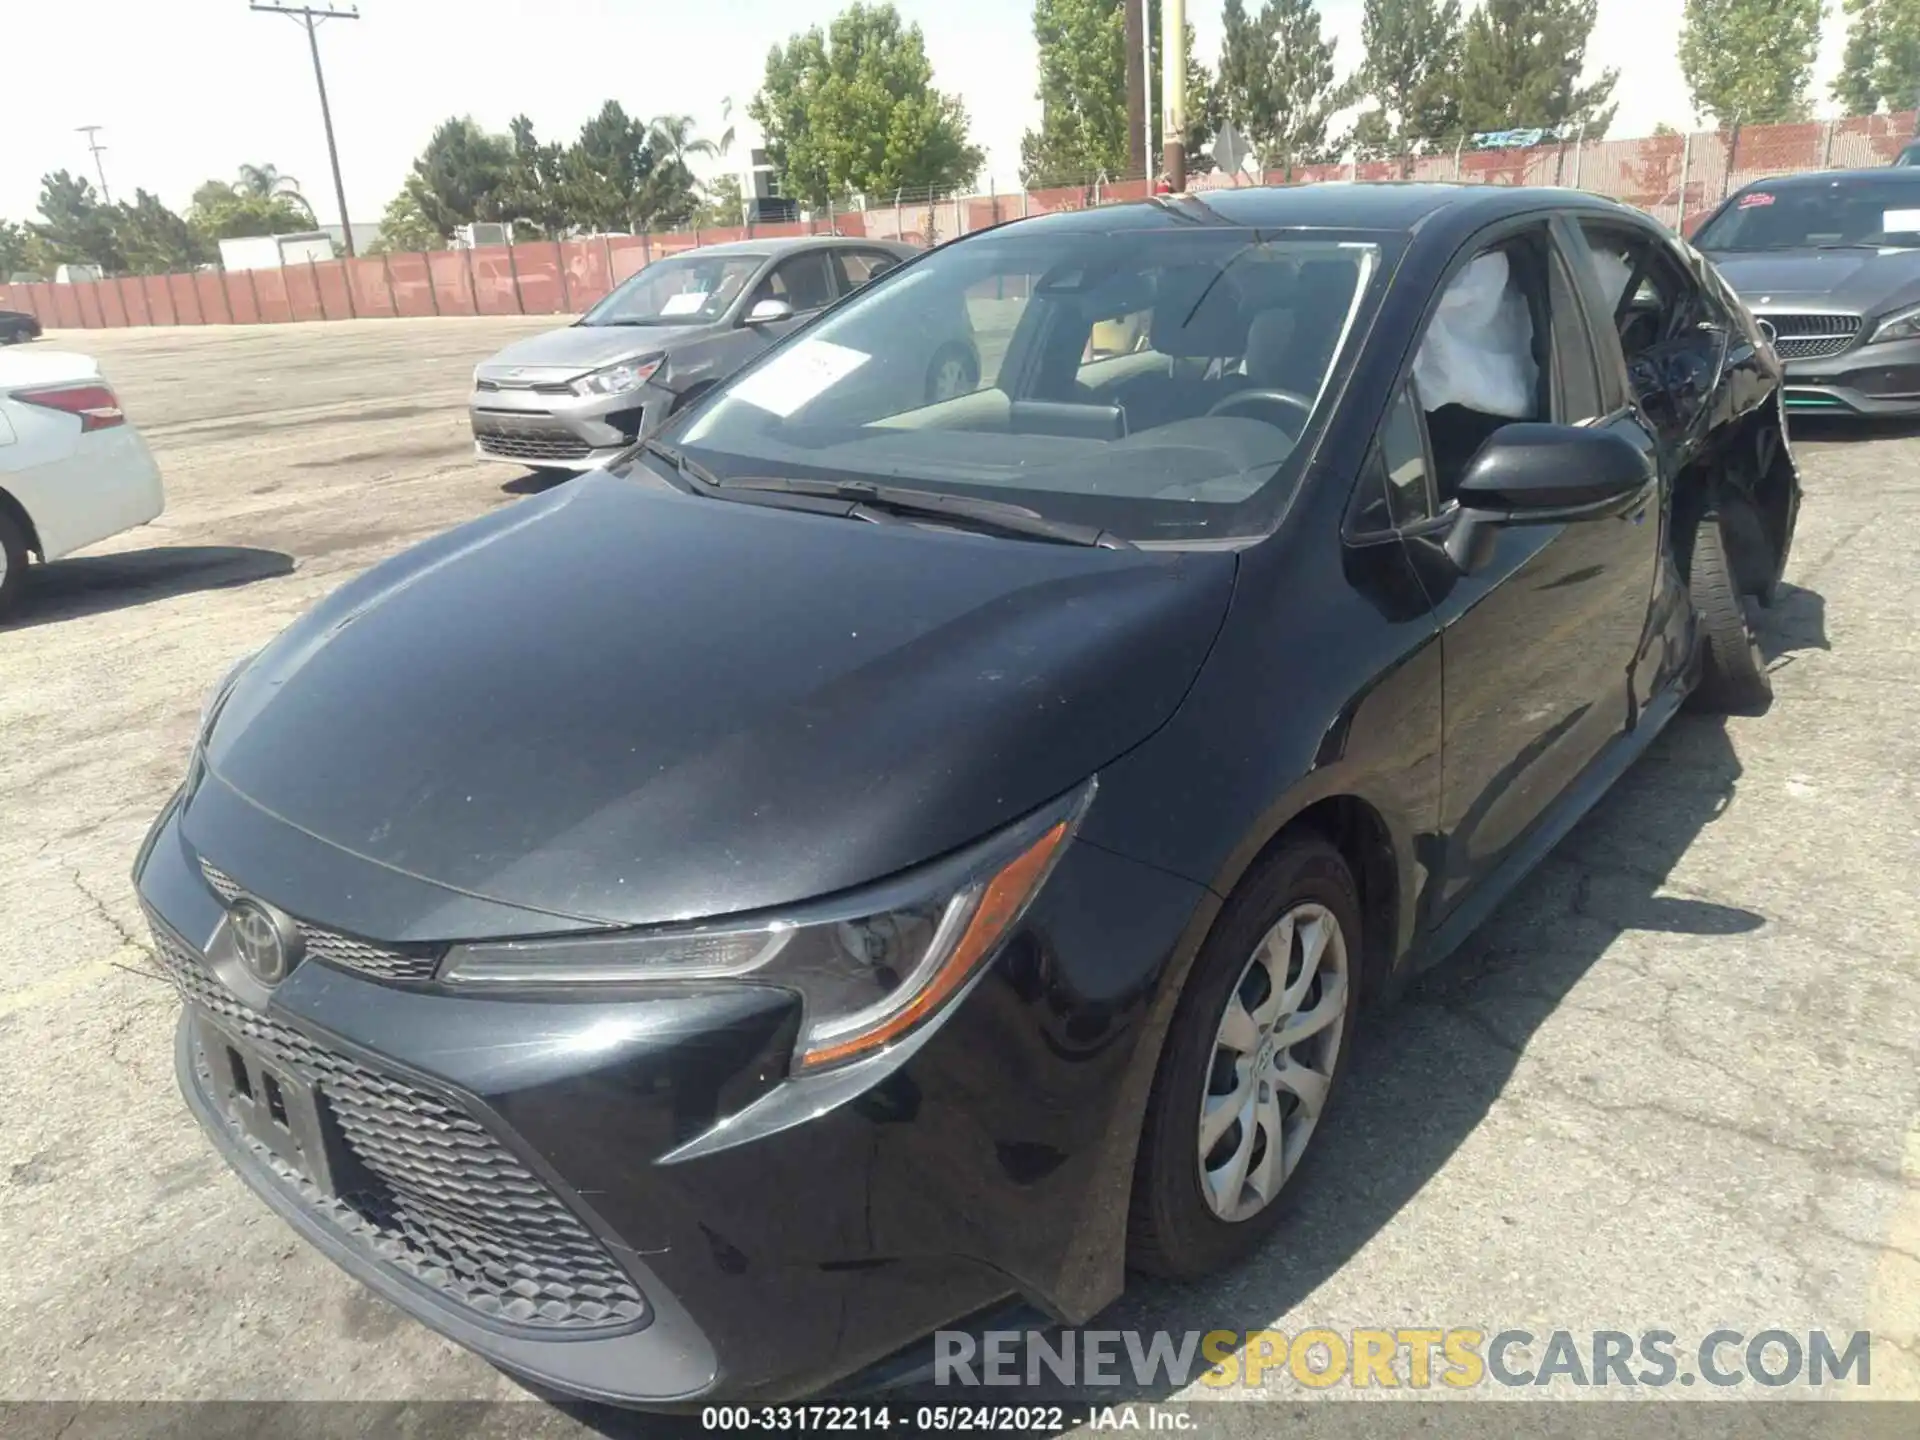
top-left (1412, 250), bottom-right (1538, 419)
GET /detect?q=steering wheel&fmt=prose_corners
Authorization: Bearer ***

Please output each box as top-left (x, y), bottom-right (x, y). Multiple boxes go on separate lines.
top-left (1206, 388), bottom-right (1316, 425)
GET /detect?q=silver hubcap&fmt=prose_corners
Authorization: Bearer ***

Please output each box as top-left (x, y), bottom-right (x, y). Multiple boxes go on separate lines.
top-left (1197, 902), bottom-right (1349, 1223)
top-left (932, 359), bottom-right (968, 399)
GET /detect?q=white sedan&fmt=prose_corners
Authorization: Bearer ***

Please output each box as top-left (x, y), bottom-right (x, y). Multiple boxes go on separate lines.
top-left (0, 349), bottom-right (166, 617)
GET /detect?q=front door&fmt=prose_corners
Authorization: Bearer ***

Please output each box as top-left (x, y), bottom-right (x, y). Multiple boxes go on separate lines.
top-left (1397, 222), bottom-right (1662, 915)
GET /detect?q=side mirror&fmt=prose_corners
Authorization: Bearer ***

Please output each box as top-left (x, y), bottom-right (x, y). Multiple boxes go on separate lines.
top-left (1445, 423), bottom-right (1654, 574)
top-left (745, 298), bottom-right (794, 325)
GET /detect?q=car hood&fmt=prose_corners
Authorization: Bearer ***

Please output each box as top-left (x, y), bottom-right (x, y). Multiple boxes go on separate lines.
top-left (476, 322), bottom-right (712, 379)
top-left (1704, 247), bottom-right (1920, 315)
top-left (196, 472), bottom-right (1236, 931)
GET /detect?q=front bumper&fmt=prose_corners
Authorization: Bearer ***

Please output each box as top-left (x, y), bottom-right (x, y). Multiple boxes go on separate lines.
top-left (1777, 334), bottom-right (1920, 415)
top-left (136, 789), bottom-right (1211, 1407)
top-left (467, 379), bottom-right (679, 470)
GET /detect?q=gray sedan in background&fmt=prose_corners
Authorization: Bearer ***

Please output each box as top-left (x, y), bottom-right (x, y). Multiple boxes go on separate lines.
top-left (469, 235), bottom-right (973, 471)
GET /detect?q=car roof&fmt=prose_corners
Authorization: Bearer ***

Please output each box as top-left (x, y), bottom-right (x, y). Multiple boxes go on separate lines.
top-left (679, 235), bottom-right (915, 259)
top-left (1734, 166), bottom-right (1920, 191)
top-left (1001, 181), bottom-right (1639, 238)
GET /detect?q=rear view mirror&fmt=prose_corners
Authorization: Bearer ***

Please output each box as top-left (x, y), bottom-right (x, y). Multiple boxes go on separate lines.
top-left (1445, 423), bottom-right (1654, 573)
top-left (746, 298), bottom-right (794, 325)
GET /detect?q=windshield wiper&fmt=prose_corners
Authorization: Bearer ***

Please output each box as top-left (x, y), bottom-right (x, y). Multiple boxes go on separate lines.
top-left (718, 476), bottom-right (1135, 549)
top-left (639, 436), bottom-right (723, 491)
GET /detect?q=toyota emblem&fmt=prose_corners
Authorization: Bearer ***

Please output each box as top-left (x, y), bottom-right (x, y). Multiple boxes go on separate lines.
top-left (227, 897), bottom-right (303, 986)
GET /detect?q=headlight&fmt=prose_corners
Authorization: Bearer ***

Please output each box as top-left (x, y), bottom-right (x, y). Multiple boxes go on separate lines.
top-left (1871, 304), bottom-right (1920, 344)
top-left (572, 355), bottom-right (664, 397)
top-left (441, 780), bottom-right (1095, 1071)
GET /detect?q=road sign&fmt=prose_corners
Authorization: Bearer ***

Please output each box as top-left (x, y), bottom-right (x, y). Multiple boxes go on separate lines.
top-left (1212, 122), bottom-right (1253, 177)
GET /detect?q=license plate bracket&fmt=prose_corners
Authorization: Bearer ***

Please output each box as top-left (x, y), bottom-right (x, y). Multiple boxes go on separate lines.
top-left (193, 1012), bottom-right (345, 1200)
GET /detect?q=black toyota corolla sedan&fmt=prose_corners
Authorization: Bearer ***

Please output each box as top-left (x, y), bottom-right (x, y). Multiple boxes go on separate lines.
top-left (135, 183), bottom-right (1800, 1408)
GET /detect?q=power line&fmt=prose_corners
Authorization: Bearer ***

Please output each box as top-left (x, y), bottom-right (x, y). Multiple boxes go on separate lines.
top-left (76, 126), bottom-right (111, 204)
top-left (250, 1), bottom-right (361, 257)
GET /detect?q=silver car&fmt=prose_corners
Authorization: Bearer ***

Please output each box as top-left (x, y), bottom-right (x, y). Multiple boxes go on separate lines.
top-left (469, 236), bottom-right (950, 471)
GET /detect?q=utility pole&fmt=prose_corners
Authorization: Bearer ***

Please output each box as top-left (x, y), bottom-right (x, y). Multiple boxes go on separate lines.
top-left (1162, 0), bottom-right (1187, 191)
top-left (76, 126), bottom-right (111, 203)
top-left (1124, 0), bottom-right (1146, 181)
top-left (251, 1), bottom-right (361, 257)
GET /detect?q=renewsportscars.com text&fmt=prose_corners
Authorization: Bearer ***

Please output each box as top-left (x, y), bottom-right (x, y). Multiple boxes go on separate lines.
top-left (934, 1327), bottom-right (1875, 1390)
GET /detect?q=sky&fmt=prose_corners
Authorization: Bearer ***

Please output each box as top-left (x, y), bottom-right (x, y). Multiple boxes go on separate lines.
top-left (0, 0), bottom-right (1857, 232)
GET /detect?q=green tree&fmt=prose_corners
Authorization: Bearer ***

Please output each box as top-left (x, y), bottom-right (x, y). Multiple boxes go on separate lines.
top-left (1350, 0), bottom-right (1464, 158)
top-left (1020, 0), bottom-right (1219, 186)
top-left (1216, 0), bottom-right (1349, 173)
top-left (1832, 0), bottom-right (1920, 113)
top-left (642, 115), bottom-right (715, 229)
top-left (28, 171), bottom-right (124, 271)
top-left (233, 163), bottom-right (316, 221)
top-left (188, 187), bottom-right (316, 240)
top-left (1679, 0), bottom-right (1823, 125)
top-left (0, 219), bottom-right (51, 279)
top-left (693, 174), bottom-right (748, 230)
top-left (750, 2), bottom-right (985, 207)
top-left (501, 115), bottom-right (574, 237)
top-left (410, 117), bottom-right (516, 234)
top-left (112, 191), bottom-right (212, 274)
top-left (366, 182), bottom-right (445, 253)
top-left (1455, 0), bottom-right (1618, 136)
top-left (565, 101), bottom-right (657, 231)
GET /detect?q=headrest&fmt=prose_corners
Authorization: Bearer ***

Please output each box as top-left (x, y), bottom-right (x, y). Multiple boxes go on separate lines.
top-left (1150, 266), bottom-right (1250, 358)
top-left (1244, 309), bottom-right (1299, 387)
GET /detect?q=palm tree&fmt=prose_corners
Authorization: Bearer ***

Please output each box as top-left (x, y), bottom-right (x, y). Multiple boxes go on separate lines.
top-left (233, 164), bottom-right (316, 222)
top-left (647, 116), bottom-right (720, 170)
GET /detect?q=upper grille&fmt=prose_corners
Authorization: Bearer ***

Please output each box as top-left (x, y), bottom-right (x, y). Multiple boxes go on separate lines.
top-left (199, 861), bottom-right (441, 983)
top-left (152, 921), bottom-right (647, 1332)
top-left (472, 427), bottom-right (593, 462)
top-left (474, 377), bottom-right (575, 395)
top-left (1759, 312), bottom-right (1862, 362)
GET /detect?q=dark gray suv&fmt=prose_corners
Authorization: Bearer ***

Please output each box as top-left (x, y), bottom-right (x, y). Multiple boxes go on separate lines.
top-left (468, 235), bottom-right (976, 471)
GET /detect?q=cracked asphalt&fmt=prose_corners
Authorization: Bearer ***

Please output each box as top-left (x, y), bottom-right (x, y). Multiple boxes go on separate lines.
top-left (0, 320), bottom-right (1914, 1425)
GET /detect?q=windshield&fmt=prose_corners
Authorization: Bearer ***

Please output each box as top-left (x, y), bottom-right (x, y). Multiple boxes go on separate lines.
top-left (671, 226), bottom-right (1385, 542)
top-left (1696, 179), bottom-right (1920, 251)
top-left (582, 252), bottom-right (764, 326)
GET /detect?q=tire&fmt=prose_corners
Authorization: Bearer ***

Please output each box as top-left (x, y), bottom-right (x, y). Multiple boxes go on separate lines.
top-left (1687, 508), bottom-right (1773, 715)
top-left (1129, 836), bottom-right (1363, 1279)
top-left (924, 342), bottom-right (980, 405)
top-left (0, 510), bottom-right (28, 619)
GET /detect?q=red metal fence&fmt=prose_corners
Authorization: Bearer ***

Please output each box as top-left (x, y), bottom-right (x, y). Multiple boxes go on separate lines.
top-left (5, 112), bottom-right (1914, 330)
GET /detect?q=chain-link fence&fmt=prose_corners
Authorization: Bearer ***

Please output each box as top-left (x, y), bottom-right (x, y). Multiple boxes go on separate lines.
top-left (4, 110), bottom-right (1916, 330)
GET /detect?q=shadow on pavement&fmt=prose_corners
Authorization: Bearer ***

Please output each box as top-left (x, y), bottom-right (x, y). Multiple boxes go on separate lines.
top-left (7, 545), bottom-right (293, 631)
top-left (534, 594), bottom-right (1831, 1430)
top-left (501, 469), bottom-right (574, 496)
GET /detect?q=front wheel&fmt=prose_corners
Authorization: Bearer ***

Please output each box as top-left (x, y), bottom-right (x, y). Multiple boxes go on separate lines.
top-left (924, 342), bottom-right (980, 405)
top-left (1129, 836), bottom-right (1362, 1279)
top-left (0, 510), bottom-right (29, 618)
top-left (1687, 509), bottom-right (1773, 714)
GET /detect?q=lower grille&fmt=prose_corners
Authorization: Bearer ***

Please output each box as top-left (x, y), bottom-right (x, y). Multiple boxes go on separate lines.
top-left (473, 426), bottom-right (592, 462)
top-left (153, 922), bottom-right (646, 1332)
top-left (199, 861), bottom-right (440, 983)
top-left (1760, 312), bottom-right (1861, 362)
